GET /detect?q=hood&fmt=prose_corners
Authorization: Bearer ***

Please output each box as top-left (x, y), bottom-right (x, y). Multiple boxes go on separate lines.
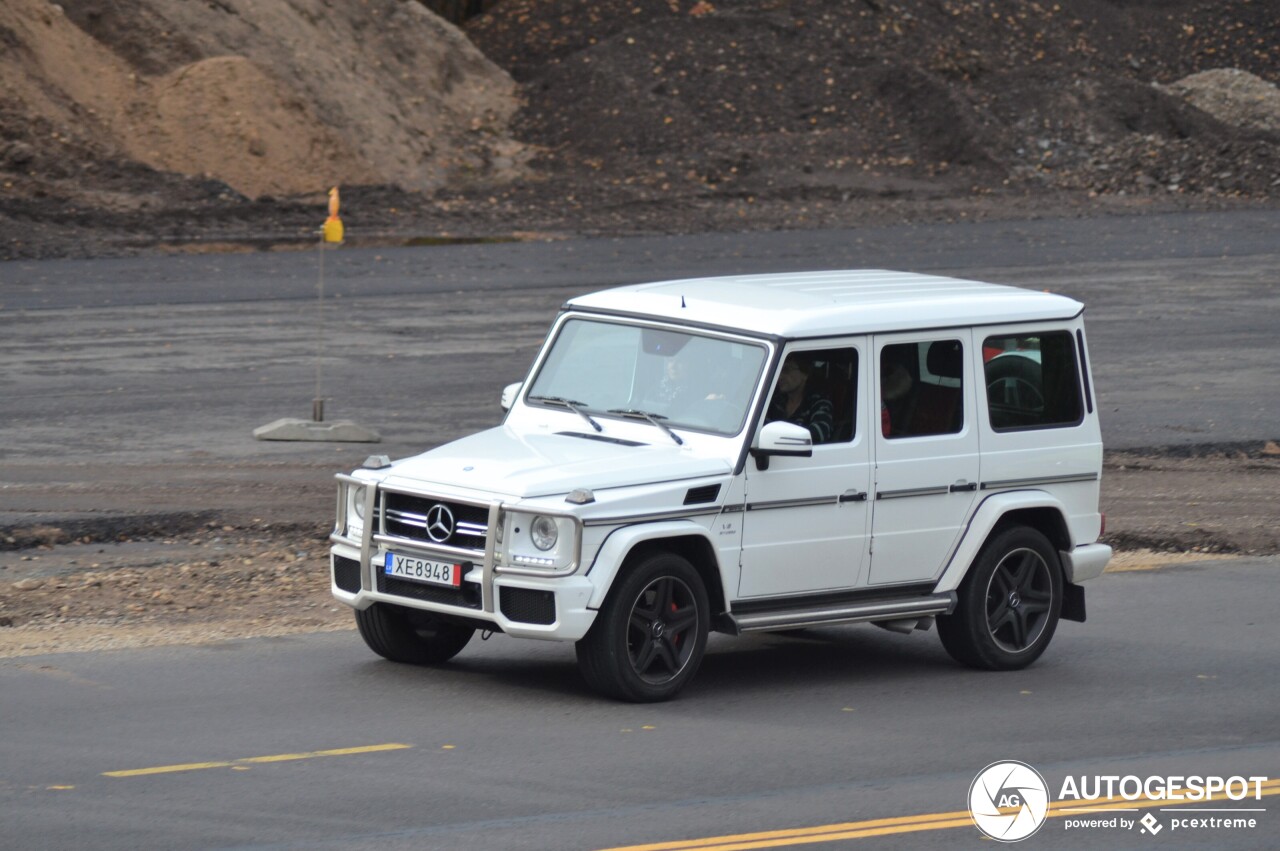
top-left (381, 426), bottom-right (732, 499)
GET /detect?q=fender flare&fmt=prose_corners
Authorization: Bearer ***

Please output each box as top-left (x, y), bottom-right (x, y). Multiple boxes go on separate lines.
top-left (933, 490), bottom-right (1068, 594)
top-left (584, 520), bottom-right (722, 610)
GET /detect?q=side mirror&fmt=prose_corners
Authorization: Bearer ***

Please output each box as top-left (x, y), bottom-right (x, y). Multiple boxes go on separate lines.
top-left (750, 421), bottom-right (813, 470)
top-left (500, 382), bottom-right (522, 412)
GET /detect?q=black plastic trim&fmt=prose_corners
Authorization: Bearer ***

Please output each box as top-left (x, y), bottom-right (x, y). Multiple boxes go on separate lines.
top-left (1077, 328), bottom-right (1095, 415)
top-left (555, 431), bottom-right (646, 447)
top-left (981, 473), bottom-right (1098, 490)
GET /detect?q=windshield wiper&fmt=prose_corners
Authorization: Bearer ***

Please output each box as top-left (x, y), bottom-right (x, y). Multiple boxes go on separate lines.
top-left (607, 408), bottom-right (684, 446)
top-left (528, 395), bottom-right (602, 432)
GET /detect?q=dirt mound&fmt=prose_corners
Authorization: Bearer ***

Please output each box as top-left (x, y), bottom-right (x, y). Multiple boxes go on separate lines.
top-left (0, 0), bottom-right (522, 200)
top-left (1163, 68), bottom-right (1280, 134)
top-left (468, 0), bottom-right (1279, 203)
top-left (138, 56), bottom-right (378, 198)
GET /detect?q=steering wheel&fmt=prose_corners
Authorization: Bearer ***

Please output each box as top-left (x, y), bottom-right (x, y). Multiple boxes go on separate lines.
top-left (987, 375), bottom-right (1044, 410)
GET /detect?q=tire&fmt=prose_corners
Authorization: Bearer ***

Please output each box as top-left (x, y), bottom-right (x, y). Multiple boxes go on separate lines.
top-left (355, 603), bottom-right (474, 665)
top-left (938, 526), bottom-right (1062, 670)
top-left (576, 552), bottom-right (710, 702)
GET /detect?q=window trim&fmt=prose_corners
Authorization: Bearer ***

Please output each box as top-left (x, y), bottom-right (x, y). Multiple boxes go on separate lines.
top-left (1077, 328), bottom-right (1095, 415)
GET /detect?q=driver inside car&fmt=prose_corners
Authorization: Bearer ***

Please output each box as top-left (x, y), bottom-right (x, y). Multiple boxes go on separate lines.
top-left (766, 354), bottom-right (835, 444)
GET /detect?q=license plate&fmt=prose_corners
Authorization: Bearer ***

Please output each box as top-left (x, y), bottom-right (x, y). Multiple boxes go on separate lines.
top-left (384, 553), bottom-right (462, 587)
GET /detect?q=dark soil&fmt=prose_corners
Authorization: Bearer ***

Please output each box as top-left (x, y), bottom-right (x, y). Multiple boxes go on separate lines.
top-left (467, 0), bottom-right (1278, 208)
top-left (3, 0), bottom-right (1277, 260)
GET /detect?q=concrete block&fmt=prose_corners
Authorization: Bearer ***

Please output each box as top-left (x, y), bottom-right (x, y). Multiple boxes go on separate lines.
top-left (253, 418), bottom-right (381, 443)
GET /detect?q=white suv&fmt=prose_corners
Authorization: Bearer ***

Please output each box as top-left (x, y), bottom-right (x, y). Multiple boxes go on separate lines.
top-left (329, 270), bottom-right (1111, 701)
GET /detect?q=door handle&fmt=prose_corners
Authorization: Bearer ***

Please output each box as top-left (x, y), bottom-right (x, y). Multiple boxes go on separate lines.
top-left (839, 490), bottom-right (868, 503)
top-left (949, 481), bottom-right (977, 493)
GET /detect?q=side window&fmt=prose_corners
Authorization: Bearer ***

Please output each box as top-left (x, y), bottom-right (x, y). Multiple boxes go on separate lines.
top-left (765, 347), bottom-right (858, 444)
top-left (880, 340), bottom-right (964, 438)
top-left (984, 331), bottom-right (1084, 431)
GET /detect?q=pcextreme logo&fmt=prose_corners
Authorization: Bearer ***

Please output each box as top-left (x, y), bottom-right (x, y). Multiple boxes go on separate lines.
top-left (969, 761), bottom-right (1050, 842)
top-left (969, 762), bottom-right (1272, 842)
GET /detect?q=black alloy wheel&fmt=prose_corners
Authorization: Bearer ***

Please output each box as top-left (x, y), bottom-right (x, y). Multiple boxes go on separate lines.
top-left (938, 526), bottom-right (1063, 670)
top-left (626, 574), bottom-right (701, 685)
top-left (576, 552), bottom-right (710, 702)
top-left (984, 546), bottom-right (1055, 653)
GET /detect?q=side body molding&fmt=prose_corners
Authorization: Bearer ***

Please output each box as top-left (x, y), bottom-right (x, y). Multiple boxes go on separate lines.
top-left (932, 490), bottom-right (1069, 594)
top-left (584, 520), bottom-right (722, 611)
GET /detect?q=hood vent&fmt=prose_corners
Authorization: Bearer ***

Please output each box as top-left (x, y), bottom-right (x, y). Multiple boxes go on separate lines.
top-left (683, 484), bottom-right (721, 505)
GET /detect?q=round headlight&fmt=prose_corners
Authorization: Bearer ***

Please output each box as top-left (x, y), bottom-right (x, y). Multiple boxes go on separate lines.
top-left (352, 485), bottom-right (367, 520)
top-left (530, 515), bottom-right (558, 551)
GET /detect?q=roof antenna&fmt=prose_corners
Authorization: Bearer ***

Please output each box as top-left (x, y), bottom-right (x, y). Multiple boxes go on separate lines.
top-left (681, 294), bottom-right (687, 308)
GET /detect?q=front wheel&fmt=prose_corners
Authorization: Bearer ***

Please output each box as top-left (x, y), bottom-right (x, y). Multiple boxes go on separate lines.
top-left (576, 552), bottom-right (710, 702)
top-left (938, 526), bottom-right (1062, 670)
top-left (355, 603), bottom-right (474, 665)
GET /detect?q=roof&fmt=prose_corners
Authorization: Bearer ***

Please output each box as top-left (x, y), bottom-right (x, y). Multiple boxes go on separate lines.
top-left (565, 270), bottom-right (1084, 338)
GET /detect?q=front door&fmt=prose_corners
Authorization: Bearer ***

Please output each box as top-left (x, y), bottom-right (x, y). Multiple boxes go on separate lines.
top-left (869, 332), bottom-right (981, 585)
top-left (738, 343), bottom-right (872, 597)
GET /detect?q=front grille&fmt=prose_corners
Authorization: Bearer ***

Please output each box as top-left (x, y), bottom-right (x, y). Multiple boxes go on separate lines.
top-left (499, 588), bottom-right (556, 625)
top-left (376, 570), bottom-right (483, 610)
top-left (333, 555), bottom-right (362, 593)
top-left (381, 492), bottom-right (488, 551)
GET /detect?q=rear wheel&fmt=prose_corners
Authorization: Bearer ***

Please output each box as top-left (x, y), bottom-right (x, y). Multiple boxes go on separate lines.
top-left (576, 552), bottom-right (709, 702)
top-left (355, 603), bottom-right (474, 665)
top-left (938, 526), bottom-right (1062, 670)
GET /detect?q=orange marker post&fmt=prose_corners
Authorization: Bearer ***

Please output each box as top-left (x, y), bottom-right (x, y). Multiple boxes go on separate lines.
top-left (323, 186), bottom-right (344, 244)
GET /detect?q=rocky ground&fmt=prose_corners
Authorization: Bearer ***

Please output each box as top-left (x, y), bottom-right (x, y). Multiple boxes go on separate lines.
top-left (1, 444), bottom-right (1276, 658)
top-left (2, 0), bottom-right (1277, 258)
top-left (0, 522), bottom-right (347, 658)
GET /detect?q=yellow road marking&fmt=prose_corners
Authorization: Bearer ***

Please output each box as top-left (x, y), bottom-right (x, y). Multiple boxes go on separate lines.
top-left (103, 743), bottom-right (412, 778)
top-left (599, 778), bottom-right (1280, 851)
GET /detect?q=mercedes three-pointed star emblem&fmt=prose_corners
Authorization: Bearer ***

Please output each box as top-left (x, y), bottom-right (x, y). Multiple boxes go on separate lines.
top-left (425, 504), bottom-right (455, 543)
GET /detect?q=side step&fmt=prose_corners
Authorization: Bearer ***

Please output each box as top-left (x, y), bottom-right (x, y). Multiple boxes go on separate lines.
top-left (722, 593), bottom-right (956, 635)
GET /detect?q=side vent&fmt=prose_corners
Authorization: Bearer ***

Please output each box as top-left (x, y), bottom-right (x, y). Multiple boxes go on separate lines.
top-left (683, 484), bottom-right (722, 505)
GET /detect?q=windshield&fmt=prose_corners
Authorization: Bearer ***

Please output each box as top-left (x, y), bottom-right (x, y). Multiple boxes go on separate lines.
top-left (526, 318), bottom-right (768, 436)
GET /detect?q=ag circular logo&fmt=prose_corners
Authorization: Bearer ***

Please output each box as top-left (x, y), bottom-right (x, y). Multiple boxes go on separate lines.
top-left (969, 761), bottom-right (1050, 842)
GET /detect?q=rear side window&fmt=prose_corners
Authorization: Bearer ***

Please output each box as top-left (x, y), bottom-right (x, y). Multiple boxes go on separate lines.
top-left (880, 340), bottom-right (964, 438)
top-left (983, 331), bottom-right (1084, 431)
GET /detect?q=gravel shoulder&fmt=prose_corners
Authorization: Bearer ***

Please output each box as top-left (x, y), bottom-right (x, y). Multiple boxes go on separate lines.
top-left (2, 446), bottom-right (1275, 659)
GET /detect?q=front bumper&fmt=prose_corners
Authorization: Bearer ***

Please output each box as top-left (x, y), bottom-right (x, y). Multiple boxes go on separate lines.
top-left (329, 475), bottom-right (598, 640)
top-left (329, 543), bottom-right (597, 640)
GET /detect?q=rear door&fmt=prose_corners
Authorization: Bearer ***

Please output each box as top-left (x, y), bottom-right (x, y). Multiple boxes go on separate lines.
top-left (869, 332), bottom-right (981, 586)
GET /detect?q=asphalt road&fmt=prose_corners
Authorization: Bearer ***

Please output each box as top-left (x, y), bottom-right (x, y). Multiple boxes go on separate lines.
top-left (3, 209), bottom-right (1278, 311)
top-left (1, 557), bottom-right (1276, 850)
top-left (1, 209), bottom-right (1278, 479)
